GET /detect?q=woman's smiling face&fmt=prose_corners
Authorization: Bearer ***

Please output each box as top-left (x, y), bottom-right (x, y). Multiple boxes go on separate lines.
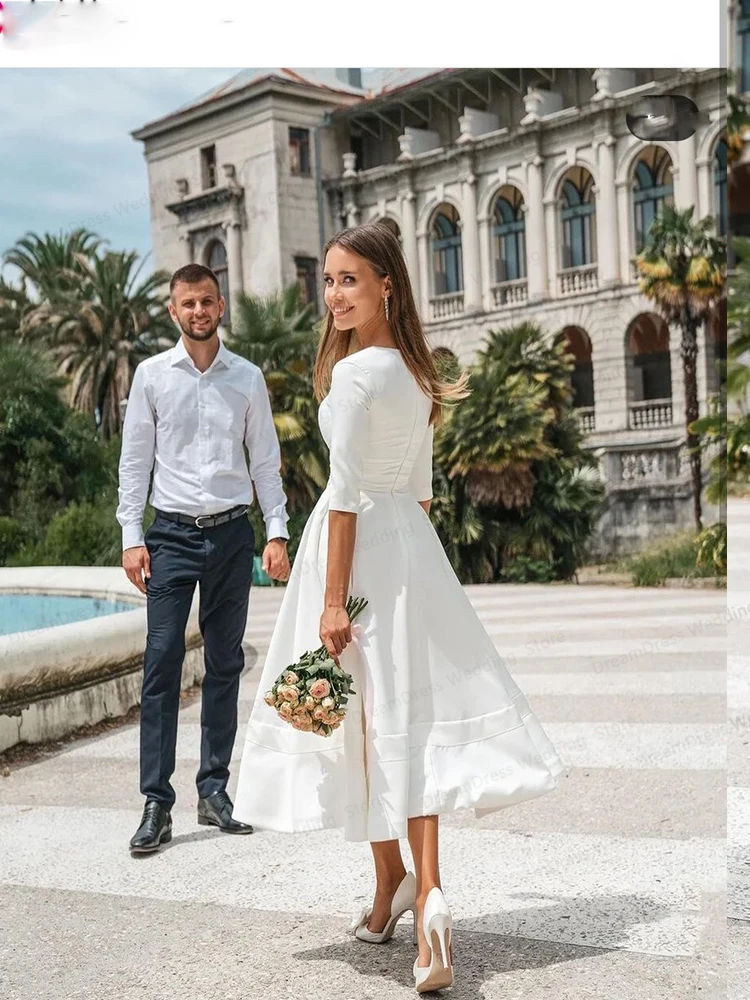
top-left (323, 245), bottom-right (387, 332)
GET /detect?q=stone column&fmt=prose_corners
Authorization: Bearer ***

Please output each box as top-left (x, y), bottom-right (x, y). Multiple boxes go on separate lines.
top-left (225, 219), bottom-right (244, 309)
top-left (595, 135), bottom-right (620, 286)
top-left (344, 186), bottom-right (360, 229)
top-left (417, 231), bottom-right (431, 321)
top-left (615, 179), bottom-right (633, 284)
top-left (478, 214), bottom-right (492, 311)
top-left (677, 130), bottom-right (698, 213)
top-left (526, 154), bottom-right (548, 301)
top-left (542, 197), bottom-right (558, 298)
top-left (400, 184), bottom-right (420, 303)
top-left (696, 156), bottom-right (713, 223)
top-left (460, 162), bottom-right (482, 312)
top-left (178, 233), bottom-right (192, 265)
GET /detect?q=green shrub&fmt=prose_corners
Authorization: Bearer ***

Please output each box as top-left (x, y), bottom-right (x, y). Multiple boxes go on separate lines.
top-left (499, 555), bottom-right (558, 583)
top-left (622, 531), bottom-right (724, 586)
top-left (696, 521), bottom-right (727, 575)
top-left (8, 496), bottom-right (121, 567)
top-left (0, 516), bottom-right (25, 565)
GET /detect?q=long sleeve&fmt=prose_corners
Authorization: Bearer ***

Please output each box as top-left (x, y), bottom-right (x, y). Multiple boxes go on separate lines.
top-left (408, 423), bottom-right (434, 501)
top-left (327, 359), bottom-right (373, 513)
top-left (116, 363), bottom-right (156, 550)
top-left (245, 367), bottom-right (290, 542)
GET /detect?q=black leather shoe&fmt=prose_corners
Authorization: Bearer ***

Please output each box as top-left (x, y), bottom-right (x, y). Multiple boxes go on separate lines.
top-left (129, 800), bottom-right (172, 855)
top-left (197, 790), bottom-right (254, 834)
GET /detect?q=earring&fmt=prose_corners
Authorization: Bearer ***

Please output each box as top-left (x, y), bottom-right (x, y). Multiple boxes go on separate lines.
top-left (384, 295), bottom-right (390, 322)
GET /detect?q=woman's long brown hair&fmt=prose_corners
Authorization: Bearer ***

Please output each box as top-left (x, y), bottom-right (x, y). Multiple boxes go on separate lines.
top-left (312, 223), bottom-right (471, 425)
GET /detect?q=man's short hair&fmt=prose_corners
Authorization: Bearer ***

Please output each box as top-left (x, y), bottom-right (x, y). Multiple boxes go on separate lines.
top-left (170, 264), bottom-right (222, 300)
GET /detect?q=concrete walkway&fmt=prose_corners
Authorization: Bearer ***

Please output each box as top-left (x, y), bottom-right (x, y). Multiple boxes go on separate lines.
top-left (0, 556), bottom-right (727, 998)
top-left (729, 498), bottom-right (750, 999)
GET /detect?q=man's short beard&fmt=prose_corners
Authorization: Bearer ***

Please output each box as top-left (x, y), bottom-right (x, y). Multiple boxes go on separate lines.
top-left (181, 318), bottom-right (219, 342)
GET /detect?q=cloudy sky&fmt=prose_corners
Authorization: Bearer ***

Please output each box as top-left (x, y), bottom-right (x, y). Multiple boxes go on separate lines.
top-left (1, 68), bottom-right (241, 284)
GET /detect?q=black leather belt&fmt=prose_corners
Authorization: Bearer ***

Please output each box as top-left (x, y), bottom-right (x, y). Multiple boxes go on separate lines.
top-left (154, 504), bottom-right (249, 529)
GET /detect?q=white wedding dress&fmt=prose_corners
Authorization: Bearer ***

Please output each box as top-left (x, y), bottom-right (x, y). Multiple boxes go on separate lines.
top-left (233, 346), bottom-right (565, 842)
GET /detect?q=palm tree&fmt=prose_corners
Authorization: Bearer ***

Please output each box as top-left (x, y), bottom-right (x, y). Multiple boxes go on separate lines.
top-left (227, 285), bottom-right (329, 511)
top-left (3, 228), bottom-right (105, 307)
top-left (0, 275), bottom-right (34, 341)
top-left (435, 322), bottom-right (572, 509)
top-left (635, 205), bottom-right (726, 531)
top-left (433, 322), bottom-right (604, 582)
top-left (41, 250), bottom-right (173, 439)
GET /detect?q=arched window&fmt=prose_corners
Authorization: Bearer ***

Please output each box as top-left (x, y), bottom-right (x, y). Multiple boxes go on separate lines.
top-left (714, 136), bottom-right (728, 237)
top-left (560, 167), bottom-right (596, 269)
top-left (557, 326), bottom-right (595, 410)
top-left (711, 298), bottom-right (727, 391)
top-left (740, 0), bottom-right (750, 93)
top-left (207, 240), bottom-right (230, 327)
top-left (633, 147), bottom-right (674, 252)
top-left (492, 188), bottom-right (526, 282)
top-left (431, 205), bottom-right (463, 295)
top-left (626, 313), bottom-right (673, 427)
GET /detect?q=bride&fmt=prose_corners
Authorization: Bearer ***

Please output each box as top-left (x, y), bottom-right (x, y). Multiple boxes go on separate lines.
top-left (233, 221), bottom-right (565, 993)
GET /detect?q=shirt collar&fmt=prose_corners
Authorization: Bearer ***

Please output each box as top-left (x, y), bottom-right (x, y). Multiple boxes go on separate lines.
top-left (170, 335), bottom-right (232, 371)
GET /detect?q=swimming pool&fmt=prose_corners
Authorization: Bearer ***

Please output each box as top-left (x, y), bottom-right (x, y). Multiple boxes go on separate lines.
top-left (0, 593), bottom-right (139, 636)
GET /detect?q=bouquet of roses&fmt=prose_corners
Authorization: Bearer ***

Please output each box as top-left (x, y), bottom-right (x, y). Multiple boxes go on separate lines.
top-left (264, 596), bottom-right (368, 737)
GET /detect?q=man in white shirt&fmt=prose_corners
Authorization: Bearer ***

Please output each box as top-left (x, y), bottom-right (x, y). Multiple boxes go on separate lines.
top-left (117, 263), bottom-right (291, 855)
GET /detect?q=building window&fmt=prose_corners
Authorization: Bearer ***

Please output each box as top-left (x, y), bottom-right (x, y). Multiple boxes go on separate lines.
top-left (431, 205), bottom-right (463, 295)
top-left (741, 2), bottom-right (750, 93)
top-left (492, 188), bottom-right (526, 282)
top-left (207, 240), bottom-right (230, 327)
top-left (295, 256), bottom-right (318, 312)
top-left (200, 145), bottom-right (217, 190)
top-left (632, 146), bottom-right (674, 252)
top-left (557, 326), bottom-right (595, 409)
top-left (289, 127), bottom-right (311, 176)
top-left (627, 313), bottom-right (672, 402)
top-left (560, 168), bottom-right (596, 268)
top-left (715, 136), bottom-right (728, 237)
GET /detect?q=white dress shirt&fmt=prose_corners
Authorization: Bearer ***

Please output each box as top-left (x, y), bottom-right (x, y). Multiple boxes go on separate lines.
top-left (116, 337), bottom-right (290, 550)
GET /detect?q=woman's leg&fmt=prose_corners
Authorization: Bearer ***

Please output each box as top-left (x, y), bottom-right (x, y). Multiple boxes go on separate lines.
top-left (364, 839), bottom-right (409, 932)
top-left (408, 815), bottom-right (451, 967)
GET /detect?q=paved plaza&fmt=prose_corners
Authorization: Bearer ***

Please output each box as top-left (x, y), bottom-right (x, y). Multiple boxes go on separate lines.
top-left (0, 533), bottom-right (730, 999)
top-left (729, 498), bottom-right (750, 1000)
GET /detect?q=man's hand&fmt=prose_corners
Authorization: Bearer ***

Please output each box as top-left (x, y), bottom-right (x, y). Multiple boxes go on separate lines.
top-left (123, 545), bottom-right (150, 594)
top-left (262, 538), bottom-right (290, 581)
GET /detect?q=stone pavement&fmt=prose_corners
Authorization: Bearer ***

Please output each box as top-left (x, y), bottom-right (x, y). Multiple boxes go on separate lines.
top-left (729, 498), bottom-right (750, 1000)
top-left (0, 557), bottom-right (727, 999)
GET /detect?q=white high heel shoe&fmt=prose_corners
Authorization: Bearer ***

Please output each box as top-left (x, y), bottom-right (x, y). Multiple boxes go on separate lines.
top-left (350, 871), bottom-right (418, 944)
top-left (413, 887), bottom-right (454, 993)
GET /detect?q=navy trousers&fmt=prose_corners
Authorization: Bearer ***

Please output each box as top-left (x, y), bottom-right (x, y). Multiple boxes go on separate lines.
top-left (140, 512), bottom-right (255, 808)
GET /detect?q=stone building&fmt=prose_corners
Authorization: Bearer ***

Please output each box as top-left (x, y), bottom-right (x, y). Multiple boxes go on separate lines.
top-left (132, 66), bottom-right (727, 556)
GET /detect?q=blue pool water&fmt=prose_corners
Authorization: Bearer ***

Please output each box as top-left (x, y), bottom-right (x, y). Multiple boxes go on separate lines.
top-left (0, 594), bottom-right (139, 637)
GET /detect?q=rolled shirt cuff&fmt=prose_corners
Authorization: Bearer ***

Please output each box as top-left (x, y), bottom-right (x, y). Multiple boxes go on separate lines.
top-left (122, 524), bottom-right (145, 550)
top-left (264, 516), bottom-right (290, 542)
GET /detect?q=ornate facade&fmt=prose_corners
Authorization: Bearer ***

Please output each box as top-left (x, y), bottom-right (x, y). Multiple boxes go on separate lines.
top-left (133, 67), bottom-right (726, 555)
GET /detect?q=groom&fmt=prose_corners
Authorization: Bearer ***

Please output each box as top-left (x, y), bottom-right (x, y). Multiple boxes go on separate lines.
top-left (117, 263), bottom-right (291, 855)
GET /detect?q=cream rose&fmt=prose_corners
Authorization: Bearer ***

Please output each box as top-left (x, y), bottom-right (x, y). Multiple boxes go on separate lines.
top-left (321, 696), bottom-right (334, 710)
top-left (309, 678), bottom-right (331, 699)
top-left (263, 690), bottom-right (276, 707)
top-left (278, 703), bottom-right (293, 720)
top-left (284, 671), bottom-right (299, 685)
top-left (280, 685), bottom-right (300, 703)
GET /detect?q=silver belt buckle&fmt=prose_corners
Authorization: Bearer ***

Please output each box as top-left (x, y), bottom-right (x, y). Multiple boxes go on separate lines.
top-left (194, 514), bottom-right (211, 529)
